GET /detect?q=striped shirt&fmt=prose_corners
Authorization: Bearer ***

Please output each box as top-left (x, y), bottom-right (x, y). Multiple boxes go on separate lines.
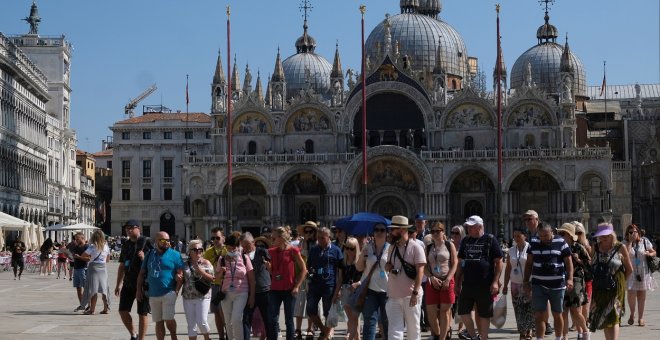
top-left (527, 235), bottom-right (572, 289)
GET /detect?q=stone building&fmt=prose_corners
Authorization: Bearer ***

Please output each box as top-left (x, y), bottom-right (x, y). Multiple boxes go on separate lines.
top-left (75, 150), bottom-right (96, 227)
top-left (175, 0), bottom-right (631, 239)
top-left (7, 2), bottom-right (81, 226)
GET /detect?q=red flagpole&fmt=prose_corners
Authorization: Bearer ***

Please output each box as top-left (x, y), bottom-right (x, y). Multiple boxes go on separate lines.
top-left (496, 4), bottom-right (504, 239)
top-left (360, 5), bottom-right (368, 211)
top-left (226, 6), bottom-right (233, 231)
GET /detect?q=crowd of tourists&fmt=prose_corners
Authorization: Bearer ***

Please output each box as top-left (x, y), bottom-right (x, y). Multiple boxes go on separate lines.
top-left (9, 211), bottom-right (657, 340)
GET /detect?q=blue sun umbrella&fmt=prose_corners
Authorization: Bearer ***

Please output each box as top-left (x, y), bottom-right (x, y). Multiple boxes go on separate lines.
top-left (334, 212), bottom-right (391, 236)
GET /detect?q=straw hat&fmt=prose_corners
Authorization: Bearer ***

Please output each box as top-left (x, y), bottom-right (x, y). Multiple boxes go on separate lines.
top-left (296, 221), bottom-right (318, 236)
top-left (254, 236), bottom-right (271, 248)
top-left (388, 215), bottom-right (412, 229)
top-left (556, 223), bottom-right (577, 242)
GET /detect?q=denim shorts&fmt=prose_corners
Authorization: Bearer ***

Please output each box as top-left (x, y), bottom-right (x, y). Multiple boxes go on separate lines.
top-left (73, 268), bottom-right (87, 288)
top-left (531, 284), bottom-right (565, 313)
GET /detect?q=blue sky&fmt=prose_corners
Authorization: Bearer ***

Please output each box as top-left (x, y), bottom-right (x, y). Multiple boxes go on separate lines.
top-left (1, 0), bottom-right (657, 152)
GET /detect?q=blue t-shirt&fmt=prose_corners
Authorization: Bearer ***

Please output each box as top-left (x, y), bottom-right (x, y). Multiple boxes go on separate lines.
top-left (527, 235), bottom-right (572, 289)
top-left (142, 248), bottom-right (185, 297)
top-left (307, 243), bottom-right (344, 287)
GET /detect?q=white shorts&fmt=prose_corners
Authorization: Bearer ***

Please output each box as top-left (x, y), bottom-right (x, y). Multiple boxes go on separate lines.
top-left (150, 290), bottom-right (178, 322)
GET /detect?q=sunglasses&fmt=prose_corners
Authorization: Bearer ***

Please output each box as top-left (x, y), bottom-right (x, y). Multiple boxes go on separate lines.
top-left (523, 218), bottom-right (535, 221)
top-left (431, 229), bottom-right (444, 234)
top-left (374, 228), bottom-right (387, 233)
top-left (158, 239), bottom-right (170, 244)
top-left (191, 248), bottom-right (204, 253)
top-left (211, 236), bottom-right (222, 241)
top-left (628, 230), bottom-right (638, 234)
top-left (304, 230), bottom-right (315, 234)
top-left (344, 247), bottom-right (356, 251)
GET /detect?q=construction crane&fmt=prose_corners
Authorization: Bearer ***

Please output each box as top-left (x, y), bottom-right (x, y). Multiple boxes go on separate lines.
top-left (124, 84), bottom-right (157, 118)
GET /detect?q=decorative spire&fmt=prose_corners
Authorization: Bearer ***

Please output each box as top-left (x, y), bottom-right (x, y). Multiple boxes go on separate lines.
top-left (243, 63), bottom-right (253, 93)
top-left (213, 49), bottom-right (225, 84)
top-left (23, 0), bottom-right (41, 35)
top-left (331, 41), bottom-right (343, 78)
top-left (433, 38), bottom-right (445, 74)
top-left (271, 47), bottom-right (286, 82)
top-left (265, 73), bottom-right (272, 105)
top-left (295, 0), bottom-right (317, 53)
top-left (231, 55), bottom-right (241, 92)
top-left (493, 40), bottom-right (507, 78)
top-left (255, 70), bottom-right (264, 99)
top-left (560, 33), bottom-right (574, 74)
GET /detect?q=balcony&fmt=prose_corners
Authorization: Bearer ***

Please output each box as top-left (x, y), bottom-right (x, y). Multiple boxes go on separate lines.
top-left (420, 147), bottom-right (612, 162)
top-left (163, 177), bottom-right (173, 185)
top-left (121, 177), bottom-right (130, 185)
top-left (142, 177), bottom-right (152, 185)
top-left (612, 161), bottom-right (631, 171)
top-left (186, 152), bottom-right (357, 165)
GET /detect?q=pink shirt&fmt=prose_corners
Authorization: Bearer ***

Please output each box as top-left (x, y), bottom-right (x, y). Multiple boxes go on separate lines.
top-left (220, 253), bottom-right (253, 294)
top-left (387, 239), bottom-right (426, 299)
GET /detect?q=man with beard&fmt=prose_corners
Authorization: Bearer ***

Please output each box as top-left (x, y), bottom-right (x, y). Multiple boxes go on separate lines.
top-left (70, 232), bottom-right (89, 311)
top-left (137, 231), bottom-right (185, 340)
top-left (116, 220), bottom-right (154, 340)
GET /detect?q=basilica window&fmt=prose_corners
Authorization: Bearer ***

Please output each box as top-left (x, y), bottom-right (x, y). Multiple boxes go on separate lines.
top-left (464, 136), bottom-right (474, 150)
top-left (248, 141), bottom-right (257, 155)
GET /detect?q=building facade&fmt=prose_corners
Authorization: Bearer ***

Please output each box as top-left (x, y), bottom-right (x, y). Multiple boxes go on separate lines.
top-left (0, 32), bottom-right (49, 224)
top-left (8, 2), bottom-right (81, 226)
top-left (109, 112), bottom-right (212, 238)
top-left (76, 150), bottom-right (96, 226)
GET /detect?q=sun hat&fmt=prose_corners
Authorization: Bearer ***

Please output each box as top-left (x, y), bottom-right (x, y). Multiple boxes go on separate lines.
top-left (389, 215), bottom-right (412, 228)
top-left (556, 223), bottom-right (577, 241)
top-left (463, 215), bottom-right (484, 227)
top-left (296, 221), bottom-right (318, 236)
top-left (593, 223), bottom-right (615, 237)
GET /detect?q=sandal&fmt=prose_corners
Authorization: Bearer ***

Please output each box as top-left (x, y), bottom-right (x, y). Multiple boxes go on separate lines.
top-left (639, 319), bottom-right (645, 327)
top-left (100, 309), bottom-right (109, 314)
top-left (82, 310), bottom-right (95, 315)
top-left (628, 317), bottom-right (634, 325)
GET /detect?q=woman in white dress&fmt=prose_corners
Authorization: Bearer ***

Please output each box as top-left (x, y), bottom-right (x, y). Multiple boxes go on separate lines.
top-left (79, 229), bottom-right (111, 314)
top-left (624, 224), bottom-right (656, 327)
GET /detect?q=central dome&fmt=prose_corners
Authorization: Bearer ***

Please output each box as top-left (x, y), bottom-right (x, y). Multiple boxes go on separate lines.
top-left (365, 13), bottom-right (469, 79)
top-left (282, 53), bottom-right (332, 99)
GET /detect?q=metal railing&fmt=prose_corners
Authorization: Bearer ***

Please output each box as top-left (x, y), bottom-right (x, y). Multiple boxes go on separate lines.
top-left (612, 161), bottom-right (631, 170)
top-left (421, 147), bottom-right (611, 161)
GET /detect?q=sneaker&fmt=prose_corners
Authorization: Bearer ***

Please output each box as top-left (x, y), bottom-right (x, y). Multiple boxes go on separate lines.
top-left (458, 329), bottom-right (471, 340)
top-left (130, 335), bottom-right (138, 340)
top-left (73, 306), bottom-right (84, 312)
top-left (545, 323), bottom-right (554, 335)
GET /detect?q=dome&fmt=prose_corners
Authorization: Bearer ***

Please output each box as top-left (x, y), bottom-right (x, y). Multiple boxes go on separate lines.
top-left (365, 13), bottom-right (469, 79)
top-left (510, 42), bottom-right (586, 97)
top-left (282, 52), bottom-right (333, 99)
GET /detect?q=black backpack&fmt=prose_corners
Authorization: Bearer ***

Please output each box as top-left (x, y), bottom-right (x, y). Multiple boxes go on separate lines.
top-left (591, 243), bottom-right (620, 291)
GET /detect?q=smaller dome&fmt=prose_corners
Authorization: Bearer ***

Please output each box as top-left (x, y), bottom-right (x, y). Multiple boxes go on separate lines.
top-left (282, 53), bottom-right (332, 99)
top-left (536, 13), bottom-right (558, 44)
top-left (295, 21), bottom-right (317, 53)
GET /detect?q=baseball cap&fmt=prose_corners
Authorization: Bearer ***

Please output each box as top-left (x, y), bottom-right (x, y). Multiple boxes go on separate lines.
top-left (123, 219), bottom-right (140, 228)
top-left (415, 213), bottom-right (427, 221)
top-left (522, 210), bottom-right (539, 218)
top-left (464, 215), bottom-right (484, 226)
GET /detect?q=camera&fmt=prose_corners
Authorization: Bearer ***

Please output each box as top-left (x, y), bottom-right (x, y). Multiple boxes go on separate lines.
top-left (636, 274), bottom-right (642, 282)
top-left (307, 272), bottom-right (315, 280)
top-left (391, 268), bottom-right (400, 275)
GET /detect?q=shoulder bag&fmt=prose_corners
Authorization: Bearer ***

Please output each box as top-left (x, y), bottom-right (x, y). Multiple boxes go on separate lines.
top-left (189, 260), bottom-right (211, 295)
top-left (394, 241), bottom-right (418, 280)
top-left (642, 239), bottom-right (660, 273)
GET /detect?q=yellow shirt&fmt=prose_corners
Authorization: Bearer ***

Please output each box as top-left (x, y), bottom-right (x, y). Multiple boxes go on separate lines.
top-left (203, 245), bottom-right (227, 285)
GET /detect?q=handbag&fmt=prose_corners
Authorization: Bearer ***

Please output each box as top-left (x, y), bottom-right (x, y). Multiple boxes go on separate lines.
top-left (642, 239), bottom-right (660, 273)
top-left (349, 254), bottom-right (381, 312)
top-left (394, 241), bottom-right (417, 280)
top-left (189, 260), bottom-right (211, 295)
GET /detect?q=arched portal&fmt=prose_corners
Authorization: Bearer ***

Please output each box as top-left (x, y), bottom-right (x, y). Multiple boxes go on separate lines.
top-left (282, 172), bottom-right (327, 226)
top-left (448, 170), bottom-right (495, 229)
top-left (509, 169), bottom-right (561, 225)
top-left (371, 195), bottom-right (408, 219)
top-left (353, 93), bottom-right (424, 149)
top-left (223, 177), bottom-right (268, 231)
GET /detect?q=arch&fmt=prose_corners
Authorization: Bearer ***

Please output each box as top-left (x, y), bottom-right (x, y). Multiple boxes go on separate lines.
top-left (232, 111), bottom-right (272, 134)
top-left (442, 102), bottom-right (495, 130)
top-left (449, 169), bottom-right (495, 193)
top-left (280, 170), bottom-right (328, 226)
top-left (341, 145), bottom-right (433, 192)
top-left (277, 166), bottom-right (331, 194)
top-left (343, 82), bottom-right (434, 134)
top-left (504, 165), bottom-right (565, 192)
top-left (370, 193), bottom-right (410, 219)
top-left (505, 101), bottom-right (557, 128)
top-left (237, 198), bottom-right (263, 220)
top-left (284, 107), bottom-right (333, 133)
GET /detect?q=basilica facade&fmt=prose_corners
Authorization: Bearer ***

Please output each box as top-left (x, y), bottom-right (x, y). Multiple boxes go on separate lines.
top-left (177, 0), bottom-right (631, 239)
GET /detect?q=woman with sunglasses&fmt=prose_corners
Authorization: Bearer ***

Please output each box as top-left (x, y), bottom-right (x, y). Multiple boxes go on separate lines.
top-left (340, 237), bottom-right (363, 340)
top-left (356, 223), bottom-right (390, 340)
top-left (623, 223), bottom-right (657, 327)
top-left (502, 228), bottom-right (533, 340)
top-left (424, 222), bottom-right (457, 340)
top-left (182, 239), bottom-right (214, 340)
top-left (449, 225), bottom-right (469, 339)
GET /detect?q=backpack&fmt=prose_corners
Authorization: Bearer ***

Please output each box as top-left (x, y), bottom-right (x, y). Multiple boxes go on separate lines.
top-left (592, 243), bottom-right (620, 291)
